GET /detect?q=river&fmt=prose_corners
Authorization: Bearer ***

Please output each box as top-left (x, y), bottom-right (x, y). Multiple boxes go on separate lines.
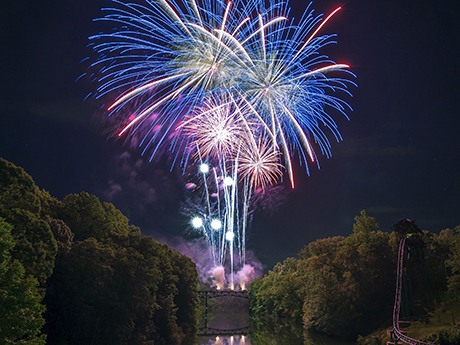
top-left (197, 295), bottom-right (357, 345)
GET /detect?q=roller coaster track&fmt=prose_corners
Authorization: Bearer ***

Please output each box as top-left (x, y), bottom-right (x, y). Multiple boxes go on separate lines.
top-left (392, 238), bottom-right (433, 345)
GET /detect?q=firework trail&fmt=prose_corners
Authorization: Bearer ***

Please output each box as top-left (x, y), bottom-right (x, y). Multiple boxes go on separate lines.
top-left (183, 161), bottom-right (245, 289)
top-left (89, 0), bottom-right (355, 288)
top-left (89, 0), bottom-right (354, 182)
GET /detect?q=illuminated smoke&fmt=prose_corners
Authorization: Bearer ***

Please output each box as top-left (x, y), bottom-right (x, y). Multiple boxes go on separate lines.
top-left (211, 265), bottom-right (225, 290)
top-left (236, 264), bottom-right (255, 290)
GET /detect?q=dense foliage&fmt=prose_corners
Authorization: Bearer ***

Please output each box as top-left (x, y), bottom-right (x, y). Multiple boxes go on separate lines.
top-left (0, 217), bottom-right (46, 345)
top-left (3, 156), bottom-right (459, 343)
top-left (249, 211), bottom-right (460, 341)
top-left (446, 226), bottom-right (460, 296)
top-left (423, 324), bottom-right (460, 345)
top-left (0, 158), bottom-right (199, 345)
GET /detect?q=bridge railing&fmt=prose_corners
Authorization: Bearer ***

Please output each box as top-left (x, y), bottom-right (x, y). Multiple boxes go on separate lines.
top-left (198, 290), bottom-right (249, 299)
top-left (197, 326), bottom-right (249, 336)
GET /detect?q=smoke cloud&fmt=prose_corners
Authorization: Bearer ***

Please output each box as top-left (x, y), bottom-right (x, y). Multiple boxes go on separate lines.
top-left (154, 234), bottom-right (263, 290)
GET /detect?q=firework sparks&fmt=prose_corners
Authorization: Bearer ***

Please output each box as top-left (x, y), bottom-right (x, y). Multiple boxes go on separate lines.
top-left (90, 0), bottom-right (355, 286)
top-left (90, 0), bottom-right (354, 187)
top-left (180, 95), bottom-right (250, 160)
top-left (238, 137), bottom-right (283, 190)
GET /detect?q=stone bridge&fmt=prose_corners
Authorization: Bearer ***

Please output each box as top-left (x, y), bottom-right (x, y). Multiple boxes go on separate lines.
top-left (198, 290), bottom-right (249, 299)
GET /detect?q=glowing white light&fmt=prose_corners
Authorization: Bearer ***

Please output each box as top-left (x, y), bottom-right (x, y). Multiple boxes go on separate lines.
top-left (226, 231), bottom-right (234, 241)
top-left (223, 176), bottom-right (233, 186)
top-left (191, 217), bottom-right (203, 228)
top-left (211, 219), bottom-right (222, 230)
top-left (199, 163), bottom-right (209, 173)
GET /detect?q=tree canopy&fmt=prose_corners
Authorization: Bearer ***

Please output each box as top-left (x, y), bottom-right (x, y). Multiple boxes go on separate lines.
top-left (0, 217), bottom-right (47, 345)
top-left (0, 158), bottom-right (199, 345)
top-left (249, 210), bottom-right (458, 341)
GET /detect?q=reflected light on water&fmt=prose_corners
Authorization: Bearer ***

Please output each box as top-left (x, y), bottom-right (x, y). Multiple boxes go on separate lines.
top-left (201, 335), bottom-right (249, 345)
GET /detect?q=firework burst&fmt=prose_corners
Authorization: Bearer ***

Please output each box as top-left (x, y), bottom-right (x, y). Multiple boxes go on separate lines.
top-left (89, 0), bottom-right (355, 287)
top-left (90, 0), bottom-right (354, 188)
top-left (180, 95), bottom-right (250, 160)
top-left (238, 137), bottom-right (283, 190)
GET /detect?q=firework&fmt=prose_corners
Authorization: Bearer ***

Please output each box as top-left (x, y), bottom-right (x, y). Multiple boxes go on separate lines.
top-left (238, 136), bottom-right (283, 190)
top-left (229, 4), bottom-right (354, 187)
top-left (89, 0), bottom-right (261, 165)
top-left (90, 0), bottom-right (354, 187)
top-left (90, 0), bottom-right (355, 287)
top-left (180, 95), bottom-right (249, 160)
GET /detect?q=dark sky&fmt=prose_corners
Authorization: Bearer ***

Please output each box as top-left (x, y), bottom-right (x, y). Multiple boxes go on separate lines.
top-left (1, 0), bottom-right (459, 270)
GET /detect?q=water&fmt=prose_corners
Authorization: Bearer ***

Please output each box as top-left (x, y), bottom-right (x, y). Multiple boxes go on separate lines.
top-left (196, 296), bottom-right (357, 345)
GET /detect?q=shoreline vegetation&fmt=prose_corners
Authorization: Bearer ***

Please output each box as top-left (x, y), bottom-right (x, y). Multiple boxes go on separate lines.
top-left (1, 157), bottom-right (459, 344)
top-left (0, 158), bottom-right (199, 345)
top-left (248, 211), bottom-right (460, 344)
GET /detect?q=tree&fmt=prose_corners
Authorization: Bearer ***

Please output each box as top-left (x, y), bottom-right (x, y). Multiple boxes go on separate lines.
top-left (0, 158), bottom-right (199, 344)
top-left (45, 232), bottom-right (199, 345)
top-left (167, 250), bottom-right (199, 345)
top-left (446, 226), bottom-right (460, 297)
top-left (0, 158), bottom-right (41, 215)
top-left (302, 212), bottom-right (396, 339)
top-left (250, 211), bottom-right (397, 340)
top-left (0, 217), bottom-right (47, 345)
top-left (6, 209), bottom-right (57, 284)
top-left (59, 192), bottom-right (130, 241)
top-left (249, 257), bottom-right (305, 321)
top-left (44, 216), bottom-right (74, 256)
top-left (0, 159), bottom-right (58, 285)
top-left (352, 210), bottom-right (379, 236)
top-left (37, 189), bottom-right (61, 219)
top-left (45, 236), bottom-right (160, 345)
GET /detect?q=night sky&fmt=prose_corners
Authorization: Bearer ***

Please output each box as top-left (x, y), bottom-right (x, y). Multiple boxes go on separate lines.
top-left (1, 0), bottom-right (459, 270)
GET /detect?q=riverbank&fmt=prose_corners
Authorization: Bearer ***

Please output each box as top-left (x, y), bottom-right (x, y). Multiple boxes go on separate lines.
top-left (358, 299), bottom-right (460, 344)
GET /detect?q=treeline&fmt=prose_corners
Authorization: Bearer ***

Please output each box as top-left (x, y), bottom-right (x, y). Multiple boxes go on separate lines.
top-left (0, 158), bottom-right (199, 345)
top-left (249, 210), bottom-right (460, 341)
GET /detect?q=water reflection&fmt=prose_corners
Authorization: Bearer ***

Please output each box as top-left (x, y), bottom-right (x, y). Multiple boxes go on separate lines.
top-left (245, 317), bottom-right (304, 345)
top-left (198, 295), bottom-right (250, 332)
top-left (197, 314), bottom-right (357, 345)
top-left (200, 334), bottom-right (248, 345)
top-left (197, 294), bottom-right (250, 344)
top-left (197, 295), bottom-right (356, 345)
top-left (198, 317), bottom-right (303, 345)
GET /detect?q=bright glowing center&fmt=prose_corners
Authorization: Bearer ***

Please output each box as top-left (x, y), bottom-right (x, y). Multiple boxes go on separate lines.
top-left (223, 176), bottom-right (233, 186)
top-left (191, 217), bottom-right (203, 228)
top-left (212, 127), bottom-right (230, 144)
top-left (209, 63), bottom-right (218, 74)
top-left (226, 231), bottom-right (234, 241)
top-left (199, 163), bottom-right (209, 173)
top-left (211, 219), bottom-right (222, 230)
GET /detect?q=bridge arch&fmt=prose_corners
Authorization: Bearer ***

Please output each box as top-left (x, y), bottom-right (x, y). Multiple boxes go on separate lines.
top-left (198, 290), bottom-right (250, 336)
